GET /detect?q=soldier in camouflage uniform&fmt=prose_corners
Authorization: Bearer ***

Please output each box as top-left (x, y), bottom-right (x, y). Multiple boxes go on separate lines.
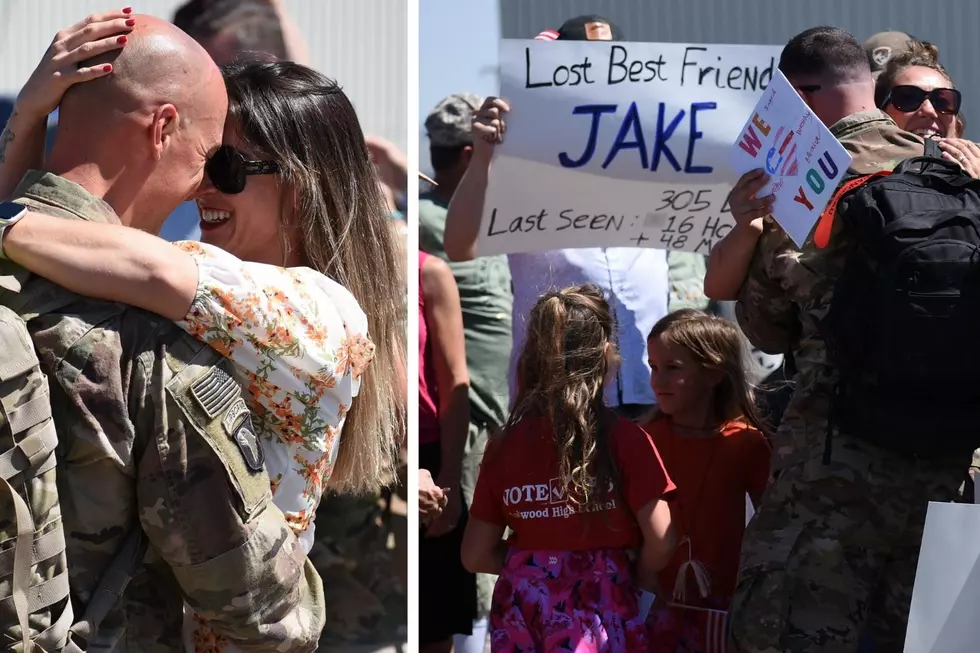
top-left (0, 16), bottom-right (323, 652)
top-left (724, 27), bottom-right (975, 653)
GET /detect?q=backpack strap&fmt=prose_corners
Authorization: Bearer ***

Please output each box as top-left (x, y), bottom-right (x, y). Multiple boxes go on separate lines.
top-left (62, 529), bottom-right (147, 652)
top-left (924, 136), bottom-right (943, 159)
top-left (813, 171), bottom-right (893, 249)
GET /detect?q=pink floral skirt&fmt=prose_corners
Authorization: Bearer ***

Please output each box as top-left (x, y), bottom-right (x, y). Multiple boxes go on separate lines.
top-left (488, 548), bottom-right (650, 652)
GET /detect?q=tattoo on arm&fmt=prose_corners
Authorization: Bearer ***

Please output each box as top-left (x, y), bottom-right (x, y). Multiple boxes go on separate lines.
top-left (0, 125), bottom-right (15, 165)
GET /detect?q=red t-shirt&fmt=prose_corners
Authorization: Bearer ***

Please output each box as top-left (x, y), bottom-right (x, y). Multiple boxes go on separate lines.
top-left (470, 414), bottom-right (676, 551)
top-left (641, 416), bottom-right (771, 607)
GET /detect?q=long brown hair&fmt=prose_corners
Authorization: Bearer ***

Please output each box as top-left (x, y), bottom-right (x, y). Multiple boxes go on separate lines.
top-left (222, 60), bottom-right (404, 494)
top-left (506, 284), bottom-right (621, 511)
top-left (649, 310), bottom-right (767, 432)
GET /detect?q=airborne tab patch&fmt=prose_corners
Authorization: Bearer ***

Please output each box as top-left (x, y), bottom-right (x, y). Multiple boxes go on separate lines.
top-left (190, 366), bottom-right (240, 418)
top-left (222, 397), bottom-right (265, 472)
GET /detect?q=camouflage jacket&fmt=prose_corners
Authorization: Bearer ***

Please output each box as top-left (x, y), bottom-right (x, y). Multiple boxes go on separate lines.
top-left (734, 110), bottom-right (923, 469)
top-left (0, 171), bottom-right (325, 652)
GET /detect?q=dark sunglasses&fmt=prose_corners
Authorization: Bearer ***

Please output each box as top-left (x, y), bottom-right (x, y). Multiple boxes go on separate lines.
top-left (205, 145), bottom-right (280, 195)
top-left (884, 85), bottom-right (962, 115)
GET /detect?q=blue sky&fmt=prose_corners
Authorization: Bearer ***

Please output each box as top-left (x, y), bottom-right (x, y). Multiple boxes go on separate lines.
top-left (419, 0), bottom-right (500, 173)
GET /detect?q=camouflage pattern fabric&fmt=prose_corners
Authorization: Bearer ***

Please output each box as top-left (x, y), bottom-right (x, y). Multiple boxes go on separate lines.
top-left (425, 93), bottom-right (483, 148)
top-left (730, 111), bottom-right (977, 651)
top-left (0, 170), bottom-right (325, 652)
top-left (666, 251), bottom-right (710, 313)
top-left (728, 434), bottom-right (972, 652)
top-left (311, 491), bottom-right (406, 647)
top-left (734, 110), bottom-right (925, 471)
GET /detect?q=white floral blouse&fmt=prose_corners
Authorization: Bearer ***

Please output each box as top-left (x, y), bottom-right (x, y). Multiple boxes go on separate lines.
top-left (174, 240), bottom-right (375, 554)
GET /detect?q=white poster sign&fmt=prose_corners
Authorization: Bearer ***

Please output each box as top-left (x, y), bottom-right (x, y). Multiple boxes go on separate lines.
top-left (477, 39), bottom-right (783, 257)
top-left (729, 70), bottom-right (852, 247)
top-left (904, 502), bottom-right (980, 652)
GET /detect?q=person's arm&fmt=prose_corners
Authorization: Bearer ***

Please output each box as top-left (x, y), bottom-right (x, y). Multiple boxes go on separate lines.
top-left (444, 97), bottom-right (509, 261)
top-left (132, 331), bottom-right (324, 651)
top-left (704, 169), bottom-right (770, 300)
top-left (269, 0), bottom-right (311, 65)
top-left (461, 518), bottom-right (508, 575)
top-left (421, 255), bottom-right (470, 537)
top-left (461, 438), bottom-right (508, 574)
top-left (365, 135), bottom-right (408, 199)
top-left (0, 111), bottom-right (47, 200)
top-left (3, 212), bottom-right (198, 320)
top-left (634, 498), bottom-right (677, 591)
top-left (743, 427), bottom-right (773, 509)
top-left (618, 422), bottom-right (678, 591)
top-left (419, 468), bottom-right (447, 525)
top-left (0, 11), bottom-right (134, 198)
top-left (732, 222), bottom-right (799, 355)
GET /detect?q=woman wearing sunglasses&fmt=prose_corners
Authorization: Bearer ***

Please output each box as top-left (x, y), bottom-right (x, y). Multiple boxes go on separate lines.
top-left (875, 39), bottom-right (980, 177)
top-left (0, 10), bottom-right (402, 583)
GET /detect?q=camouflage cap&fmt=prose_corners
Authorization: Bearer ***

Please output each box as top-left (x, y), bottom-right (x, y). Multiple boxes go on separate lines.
top-left (425, 93), bottom-right (484, 148)
top-left (865, 31), bottom-right (914, 77)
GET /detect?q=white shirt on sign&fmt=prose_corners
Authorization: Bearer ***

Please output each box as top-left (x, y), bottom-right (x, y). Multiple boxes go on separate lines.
top-left (508, 246), bottom-right (669, 408)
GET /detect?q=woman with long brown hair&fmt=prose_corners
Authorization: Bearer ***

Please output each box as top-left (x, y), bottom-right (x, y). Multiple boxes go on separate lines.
top-left (462, 283), bottom-right (677, 652)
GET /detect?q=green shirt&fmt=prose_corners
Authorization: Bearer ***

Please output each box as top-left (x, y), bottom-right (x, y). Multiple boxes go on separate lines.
top-left (419, 192), bottom-right (512, 430)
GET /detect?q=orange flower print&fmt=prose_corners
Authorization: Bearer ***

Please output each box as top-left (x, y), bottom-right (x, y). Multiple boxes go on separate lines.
top-left (309, 371), bottom-right (337, 396)
top-left (304, 320), bottom-right (330, 349)
top-left (175, 240), bottom-right (206, 257)
top-left (266, 323), bottom-right (293, 349)
top-left (341, 332), bottom-right (376, 381)
top-left (297, 453), bottom-right (331, 500)
top-left (285, 509), bottom-right (314, 535)
top-left (192, 615), bottom-right (228, 653)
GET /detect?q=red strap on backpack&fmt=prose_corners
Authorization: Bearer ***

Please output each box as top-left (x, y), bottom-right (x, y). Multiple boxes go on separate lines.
top-left (813, 171), bottom-right (892, 249)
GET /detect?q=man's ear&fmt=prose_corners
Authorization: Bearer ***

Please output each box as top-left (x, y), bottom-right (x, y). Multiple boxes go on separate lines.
top-left (150, 104), bottom-right (179, 161)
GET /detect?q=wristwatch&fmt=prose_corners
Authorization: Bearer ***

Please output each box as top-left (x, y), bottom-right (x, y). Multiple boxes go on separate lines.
top-left (0, 201), bottom-right (28, 260)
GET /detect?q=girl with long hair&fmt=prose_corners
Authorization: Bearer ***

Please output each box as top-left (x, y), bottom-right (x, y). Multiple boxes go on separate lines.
top-left (462, 283), bottom-right (677, 653)
top-left (641, 310), bottom-right (771, 653)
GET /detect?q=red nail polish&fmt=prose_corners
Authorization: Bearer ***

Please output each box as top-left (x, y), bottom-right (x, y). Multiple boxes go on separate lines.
top-left (125, 18), bottom-right (135, 26)
top-left (103, 64), bottom-right (112, 73)
top-left (122, 6), bottom-right (132, 13)
top-left (117, 35), bottom-right (127, 44)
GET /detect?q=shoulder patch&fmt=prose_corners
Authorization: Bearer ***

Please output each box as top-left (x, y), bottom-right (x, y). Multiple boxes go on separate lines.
top-left (190, 366), bottom-right (239, 418)
top-left (222, 397), bottom-right (265, 472)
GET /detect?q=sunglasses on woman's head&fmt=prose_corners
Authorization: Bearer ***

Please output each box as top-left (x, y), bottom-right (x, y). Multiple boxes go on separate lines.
top-left (885, 85), bottom-right (962, 115)
top-left (205, 145), bottom-right (280, 195)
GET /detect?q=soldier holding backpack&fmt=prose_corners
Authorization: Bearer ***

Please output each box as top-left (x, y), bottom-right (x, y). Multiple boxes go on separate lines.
top-left (704, 26), bottom-right (978, 653)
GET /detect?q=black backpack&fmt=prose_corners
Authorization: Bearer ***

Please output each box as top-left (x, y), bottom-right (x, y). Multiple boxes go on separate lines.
top-left (822, 139), bottom-right (980, 459)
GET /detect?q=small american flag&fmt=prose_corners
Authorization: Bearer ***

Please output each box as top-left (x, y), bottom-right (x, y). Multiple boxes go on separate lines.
top-left (667, 603), bottom-right (729, 653)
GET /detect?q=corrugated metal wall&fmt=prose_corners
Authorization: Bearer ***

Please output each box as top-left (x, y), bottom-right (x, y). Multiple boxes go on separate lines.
top-left (0, 0), bottom-right (406, 151)
top-left (499, 0), bottom-right (980, 136)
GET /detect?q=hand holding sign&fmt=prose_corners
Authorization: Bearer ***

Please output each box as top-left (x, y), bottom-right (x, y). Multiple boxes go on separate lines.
top-left (727, 168), bottom-right (773, 231)
top-left (729, 70), bottom-right (852, 247)
top-left (473, 97), bottom-right (510, 150)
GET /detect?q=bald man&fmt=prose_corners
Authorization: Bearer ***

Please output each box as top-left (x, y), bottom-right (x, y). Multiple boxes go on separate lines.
top-left (0, 15), bottom-right (324, 652)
